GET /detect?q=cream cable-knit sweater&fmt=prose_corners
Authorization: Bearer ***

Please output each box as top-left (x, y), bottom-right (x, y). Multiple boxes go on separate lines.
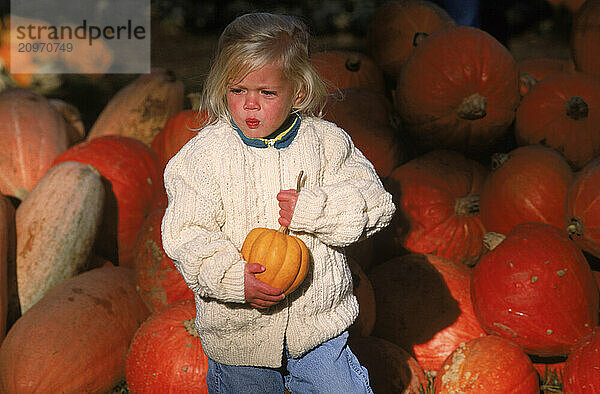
top-left (161, 116), bottom-right (395, 367)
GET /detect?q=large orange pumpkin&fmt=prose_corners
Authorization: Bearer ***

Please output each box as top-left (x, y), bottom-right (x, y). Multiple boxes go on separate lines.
top-left (366, 0), bottom-right (455, 80)
top-left (479, 145), bottom-right (574, 235)
top-left (384, 150), bottom-right (487, 266)
top-left (395, 26), bottom-right (520, 157)
top-left (133, 206), bottom-right (194, 312)
top-left (571, 0), bottom-right (600, 78)
top-left (0, 264), bottom-right (150, 393)
top-left (434, 335), bottom-right (540, 393)
top-left (515, 71), bottom-right (600, 170)
top-left (370, 253), bottom-right (486, 373)
top-left (472, 223), bottom-right (599, 357)
top-left (126, 299), bottom-right (209, 393)
top-left (563, 326), bottom-right (600, 393)
top-left (151, 109), bottom-right (209, 170)
top-left (323, 87), bottom-right (408, 178)
top-left (348, 335), bottom-right (429, 393)
top-left (88, 68), bottom-right (184, 146)
top-left (0, 88), bottom-right (69, 200)
top-left (311, 50), bottom-right (386, 93)
top-left (566, 156), bottom-right (600, 259)
top-left (241, 227), bottom-right (309, 295)
top-left (517, 57), bottom-right (575, 97)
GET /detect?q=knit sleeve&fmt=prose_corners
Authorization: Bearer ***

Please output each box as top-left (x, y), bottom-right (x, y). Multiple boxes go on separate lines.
top-left (161, 140), bottom-right (246, 303)
top-left (288, 123), bottom-right (396, 247)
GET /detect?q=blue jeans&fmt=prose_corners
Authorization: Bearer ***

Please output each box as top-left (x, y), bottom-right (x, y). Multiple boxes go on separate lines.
top-left (207, 331), bottom-right (373, 393)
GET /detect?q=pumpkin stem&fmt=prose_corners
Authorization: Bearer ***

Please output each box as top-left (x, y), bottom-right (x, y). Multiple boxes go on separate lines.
top-left (457, 93), bottom-right (487, 120)
top-left (278, 170), bottom-right (305, 235)
top-left (455, 194), bottom-right (480, 217)
top-left (491, 153), bottom-right (510, 171)
top-left (345, 55), bottom-right (361, 72)
top-left (165, 69), bottom-right (177, 82)
top-left (518, 72), bottom-right (538, 97)
top-left (412, 32), bottom-right (429, 47)
top-left (565, 96), bottom-right (588, 120)
top-left (483, 232), bottom-right (506, 251)
top-left (566, 217), bottom-right (584, 238)
top-left (183, 318), bottom-right (201, 338)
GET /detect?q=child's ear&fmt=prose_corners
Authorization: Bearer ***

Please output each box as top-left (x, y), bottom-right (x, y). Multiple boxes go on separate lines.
top-left (293, 90), bottom-right (306, 107)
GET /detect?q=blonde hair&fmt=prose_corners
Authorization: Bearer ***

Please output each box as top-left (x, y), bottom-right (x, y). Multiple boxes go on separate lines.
top-left (200, 13), bottom-right (329, 123)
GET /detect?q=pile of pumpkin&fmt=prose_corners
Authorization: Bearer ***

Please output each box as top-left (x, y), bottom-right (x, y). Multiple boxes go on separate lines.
top-left (0, 0), bottom-right (600, 392)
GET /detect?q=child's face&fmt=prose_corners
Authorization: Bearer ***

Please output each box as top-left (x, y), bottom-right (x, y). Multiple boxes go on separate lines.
top-left (227, 63), bottom-right (303, 138)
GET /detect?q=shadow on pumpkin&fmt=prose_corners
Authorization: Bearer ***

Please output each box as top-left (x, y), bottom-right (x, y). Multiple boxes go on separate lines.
top-left (93, 176), bottom-right (119, 266)
top-left (369, 254), bottom-right (461, 359)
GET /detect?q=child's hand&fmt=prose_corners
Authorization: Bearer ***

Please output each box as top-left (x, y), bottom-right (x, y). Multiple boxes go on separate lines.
top-left (244, 263), bottom-right (285, 309)
top-left (276, 189), bottom-right (299, 227)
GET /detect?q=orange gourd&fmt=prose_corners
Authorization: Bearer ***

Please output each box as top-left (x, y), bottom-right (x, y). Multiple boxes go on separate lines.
top-left (241, 227), bottom-right (309, 295)
top-left (15, 161), bottom-right (104, 313)
top-left (0, 88), bottom-right (69, 200)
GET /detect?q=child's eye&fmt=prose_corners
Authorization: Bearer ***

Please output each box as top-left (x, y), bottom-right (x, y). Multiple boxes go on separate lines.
top-left (262, 90), bottom-right (277, 96)
top-left (229, 88), bottom-right (244, 94)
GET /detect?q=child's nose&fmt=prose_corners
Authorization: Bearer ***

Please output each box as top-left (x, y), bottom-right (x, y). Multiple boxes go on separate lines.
top-left (243, 93), bottom-right (260, 110)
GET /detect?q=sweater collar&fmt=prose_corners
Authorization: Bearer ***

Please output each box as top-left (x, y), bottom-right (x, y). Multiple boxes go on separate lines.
top-left (231, 113), bottom-right (301, 149)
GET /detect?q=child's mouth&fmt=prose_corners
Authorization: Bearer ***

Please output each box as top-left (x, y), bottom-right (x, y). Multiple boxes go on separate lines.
top-left (246, 119), bottom-right (260, 128)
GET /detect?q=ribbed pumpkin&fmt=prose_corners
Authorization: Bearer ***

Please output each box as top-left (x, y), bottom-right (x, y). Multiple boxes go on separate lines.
top-left (15, 161), bottom-right (104, 313)
top-left (0, 265), bottom-right (150, 393)
top-left (433, 335), bottom-right (540, 393)
top-left (571, 0), bottom-right (600, 78)
top-left (88, 68), bottom-right (184, 146)
top-left (517, 57), bottom-right (575, 97)
top-left (323, 87), bottom-right (407, 178)
top-left (133, 206), bottom-right (194, 312)
top-left (384, 150), bottom-right (487, 266)
top-left (479, 145), bottom-right (574, 235)
top-left (348, 335), bottom-right (428, 394)
top-left (395, 26), bottom-right (520, 157)
top-left (472, 223), bottom-right (599, 357)
top-left (370, 253), bottom-right (486, 373)
top-left (563, 326), bottom-right (600, 393)
top-left (311, 50), bottom-right (386, 93)
top-left (52, 135), bottom-right (164, 267)
top-left (241, 227), bottom-right (309, 295)
top-left (151, 109), bottom-right (209, 170)
top-left (0, 195), bottom-right (15, 344)
top-left (566, 157), bottom-right (600, 259)
top-left (0, 88), bottom-right (69, 200)
top-left (126, 299), bottom-right (209, 393)
top-left (366, 0), bottom-right (455, 80)
top-left (515, 71), bottom-right (600, 170)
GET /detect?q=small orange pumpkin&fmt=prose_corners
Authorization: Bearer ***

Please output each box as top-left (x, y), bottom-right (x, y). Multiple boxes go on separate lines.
top-left (241, 227), bottom-right (309, 295)
top-left (241, 171), bottom-right (309, 295)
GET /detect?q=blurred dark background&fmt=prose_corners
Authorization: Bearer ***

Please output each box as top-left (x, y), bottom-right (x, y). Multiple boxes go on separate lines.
top-left (0, 0), bottom-right (575, 130)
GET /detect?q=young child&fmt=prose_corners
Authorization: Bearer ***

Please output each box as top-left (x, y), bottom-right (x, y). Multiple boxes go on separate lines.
top-left (161, 12), bottom-right (395, 393)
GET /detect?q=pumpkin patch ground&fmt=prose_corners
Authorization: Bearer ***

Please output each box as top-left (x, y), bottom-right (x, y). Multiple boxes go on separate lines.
top-left (1, 1), bottom-right (595, 393)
